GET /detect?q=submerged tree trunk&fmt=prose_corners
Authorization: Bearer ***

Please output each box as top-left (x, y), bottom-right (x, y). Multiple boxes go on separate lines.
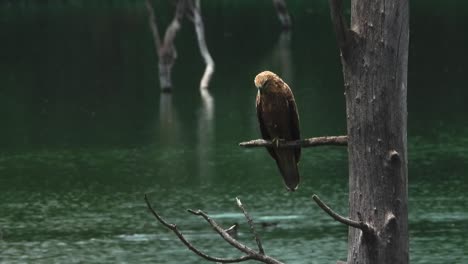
top-left (329, 0), bottom-right (410, 263)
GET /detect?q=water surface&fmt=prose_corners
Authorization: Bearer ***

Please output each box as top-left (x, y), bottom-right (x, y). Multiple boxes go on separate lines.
top-left (1, 1), bottom-right (467, 263)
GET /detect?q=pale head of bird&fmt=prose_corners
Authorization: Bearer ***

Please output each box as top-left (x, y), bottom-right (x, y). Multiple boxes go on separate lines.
top-left (254, 71), bottom-right (284, 94)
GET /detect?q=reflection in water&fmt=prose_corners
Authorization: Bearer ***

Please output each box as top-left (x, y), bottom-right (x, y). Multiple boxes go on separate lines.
top-left (151, 0), bottom-right (215, 184)
top-left (197, 88), bottom-right (215, 181)
top-left (159, 93), bottom-right (180, 144)
top-left (1, 2), bottom-right (467, 264)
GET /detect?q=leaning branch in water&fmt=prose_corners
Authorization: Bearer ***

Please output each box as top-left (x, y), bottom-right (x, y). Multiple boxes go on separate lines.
top-left (239, 136), bottom-right (347, 148)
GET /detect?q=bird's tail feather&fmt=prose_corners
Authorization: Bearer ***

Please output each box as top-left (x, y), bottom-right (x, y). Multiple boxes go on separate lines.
top-left (275, 149), bottom-right (300, 191)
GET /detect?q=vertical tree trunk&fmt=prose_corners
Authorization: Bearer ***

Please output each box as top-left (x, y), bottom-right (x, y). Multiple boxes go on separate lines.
top-left (145, 0), bottom-right (186, 92)
top-left (330, 0), bottom-right (410, 263)
top-left (190, 0), bottom-right (215, 90)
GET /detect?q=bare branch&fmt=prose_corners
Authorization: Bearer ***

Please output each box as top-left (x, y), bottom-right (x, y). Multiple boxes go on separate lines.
top-left (328, 0), bottom-right (351, 57)
top-left (187, 210), bottom-right (284, 264)
top-left (145, 0), bottom-right (162, 50)
top-left (236, 197), bottom-right (264, 254)
top-left (188, 209), bottom-right (258, 254)
top-left (144, 194), bottom-right (253, 263)
top-left (146, 194), bottom-right (284, 263)
top-left (239, 136), bottom-right (347, 148)
top-left (189, 0), bottom-right (215, 90)
top-left (312, 195), bottom-right (373, 234)
top-left (152, 0), bottom-right (186, 91)
top-left (162, 0), bottom-right (186, 47)
top-left (187, 209), bottom-right (284, 264)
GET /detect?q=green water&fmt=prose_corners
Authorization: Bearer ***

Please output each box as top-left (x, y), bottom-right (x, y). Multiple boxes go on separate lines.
top-left (1, 1), bottom-right (467, 263)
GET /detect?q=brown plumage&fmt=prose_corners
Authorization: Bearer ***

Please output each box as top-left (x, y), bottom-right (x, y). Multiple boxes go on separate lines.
top-left (254, 71), bottom-right (301, 191)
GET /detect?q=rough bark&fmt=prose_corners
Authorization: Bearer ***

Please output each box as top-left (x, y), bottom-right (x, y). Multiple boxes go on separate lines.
top-left (329, 0), bottom-right (410, 263)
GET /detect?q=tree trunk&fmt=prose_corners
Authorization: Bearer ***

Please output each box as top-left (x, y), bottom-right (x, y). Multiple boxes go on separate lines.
top-left (331, 0), bottom-right (410, 263)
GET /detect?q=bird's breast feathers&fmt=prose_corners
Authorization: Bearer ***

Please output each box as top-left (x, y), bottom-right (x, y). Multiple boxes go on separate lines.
top-left (259, 92), bottom-right (289, 114)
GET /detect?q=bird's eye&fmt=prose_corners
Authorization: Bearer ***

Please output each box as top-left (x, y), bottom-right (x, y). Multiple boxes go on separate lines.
top-left (263, 79), bottom-right (271, 88)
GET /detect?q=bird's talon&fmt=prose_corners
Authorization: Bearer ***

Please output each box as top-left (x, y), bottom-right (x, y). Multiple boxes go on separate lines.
top-left (272, 138), bottom-right (285, 148)
top-left (272, 138), bottom-right (279, 148)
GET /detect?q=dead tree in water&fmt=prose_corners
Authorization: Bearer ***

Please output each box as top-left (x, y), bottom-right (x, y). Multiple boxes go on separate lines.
top-left (326, 0), bottom-right (410, 263)
top-left (145, 0), bottom-right (215, 92)
top-left (187, 0), bottom-right (215, 90)
top-left (145, 0), bottom-right (186, 92)
top-left (244, 0), bottom-right (410, 262)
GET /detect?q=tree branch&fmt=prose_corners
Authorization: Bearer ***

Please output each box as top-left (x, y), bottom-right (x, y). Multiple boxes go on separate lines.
top-left (144, 194), bottom-right (253, 263)
top-left (239, 136), bottom-right (347, 148)
top-left (236, 197), bottom-right (264, 254)
top-left (328, 0), bottom-right (351, 57)
top-left (145, 0), bottom-right (162, 50)
top-left (188, 0), bottom-right (215, 90)
top-left (312, 195), bottom-right (373, 234)
top-left (145, 194), bottom-right (284, 264)
top-left (188, 209), bottom-right (284, 264)
top-left (153, 0), bottom-right (186, 91)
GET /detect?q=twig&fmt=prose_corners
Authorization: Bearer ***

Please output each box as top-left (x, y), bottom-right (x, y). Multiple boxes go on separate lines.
top-left (188, 209), bottom-right (284, 264)
top-left (312, 195), bottom-right (373, 233)
top-left (239, 136), bottom-right (347, 148)
top-left (146, 194), bottom-right (284, 263)
top-left (188, 209), bottom-right (257, 254)
top-left (328, 0), bottom-right (351, 58)
top-left (236, 197), bottom-right (264, 254)
top-left (144, 194), bottom-right (253, 263)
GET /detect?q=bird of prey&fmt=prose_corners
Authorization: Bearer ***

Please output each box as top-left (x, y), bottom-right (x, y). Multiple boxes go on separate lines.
top-left (254, 71), bottom-right (301, 191)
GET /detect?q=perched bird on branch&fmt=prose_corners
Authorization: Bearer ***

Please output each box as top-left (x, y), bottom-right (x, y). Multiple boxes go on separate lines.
top-left (254, 71), bottom-right (301, 191)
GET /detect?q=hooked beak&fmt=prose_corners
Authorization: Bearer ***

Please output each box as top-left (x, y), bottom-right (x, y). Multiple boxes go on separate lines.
top-left (256, 84), bottom-right (265, 93)
top-left (258, 87), bottom-right (264, 95)
top-left (255, 86), bottom-right (263, 93)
